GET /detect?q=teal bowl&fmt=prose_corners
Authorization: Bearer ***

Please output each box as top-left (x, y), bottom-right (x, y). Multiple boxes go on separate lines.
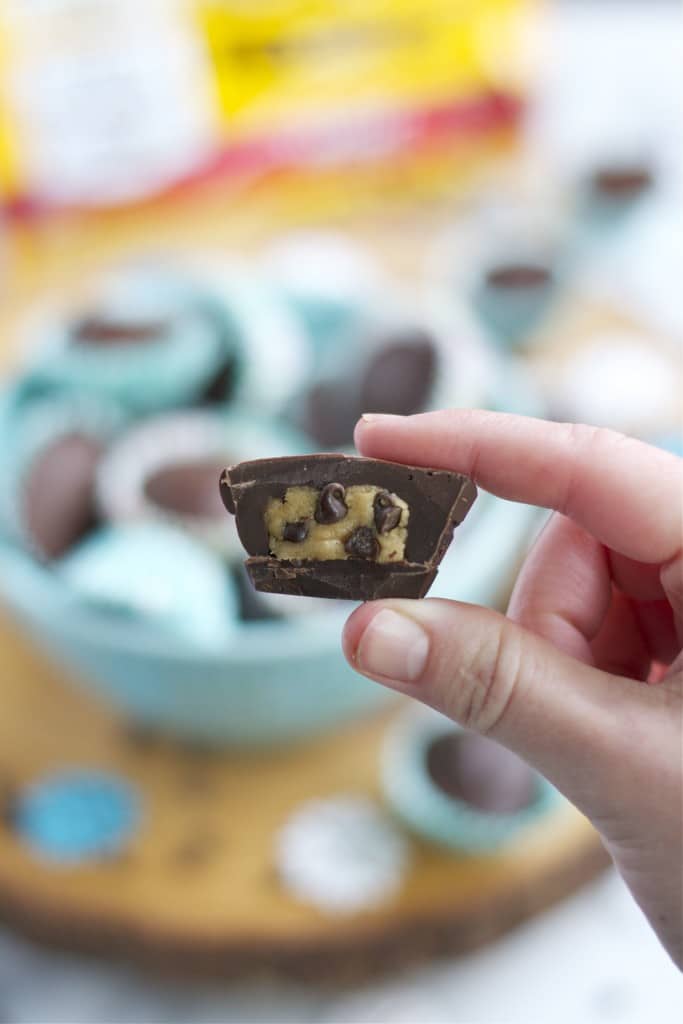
top-left (0, 538), bottom-right (391, 747)
top-left (0, 481), bottom-right (539, 748)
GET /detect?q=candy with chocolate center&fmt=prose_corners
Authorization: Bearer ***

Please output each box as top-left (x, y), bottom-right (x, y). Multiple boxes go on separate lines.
top-left (590, 164), bottom-right (654, 200)
top-left (484, 263), bottom-right (553, 291)
top-left (23, 433), bottom-right (103, 560)
top-left (427, 732), bottom-right (536, 814)
top-left (220, 454), bottom-right (476, 600)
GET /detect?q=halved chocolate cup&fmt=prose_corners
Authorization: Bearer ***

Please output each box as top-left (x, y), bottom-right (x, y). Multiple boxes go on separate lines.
top-left (220, 454), bottom-right (476, 601)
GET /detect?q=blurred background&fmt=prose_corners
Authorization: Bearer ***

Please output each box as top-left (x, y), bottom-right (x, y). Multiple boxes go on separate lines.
top-left (0, 0), bottom-right (681, 1021)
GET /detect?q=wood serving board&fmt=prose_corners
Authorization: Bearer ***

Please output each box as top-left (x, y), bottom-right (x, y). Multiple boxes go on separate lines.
top-left (0, 612), bottom-right (609, 982)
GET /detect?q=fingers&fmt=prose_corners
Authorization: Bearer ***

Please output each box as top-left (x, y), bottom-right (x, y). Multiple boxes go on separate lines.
top-left (355, 411), bottom-right (683, 564)
top-left (589, 590), bottom-right (652, 680)
top-left (507, 513), bottom-right (610, 664)
top-left (342, 598), bottom-right (660, 818)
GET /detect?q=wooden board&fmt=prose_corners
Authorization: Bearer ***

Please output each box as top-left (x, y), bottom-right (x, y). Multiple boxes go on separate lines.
top-left (0, 613), bottom-right (608, 982)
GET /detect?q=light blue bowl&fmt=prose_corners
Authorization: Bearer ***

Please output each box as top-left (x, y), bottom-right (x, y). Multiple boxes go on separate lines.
top-left (0, 537), bottom-right (392, 748)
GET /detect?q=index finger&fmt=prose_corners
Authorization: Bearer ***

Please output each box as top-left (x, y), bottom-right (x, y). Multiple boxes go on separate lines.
top-left (354, 411), bottom-right (683, 564)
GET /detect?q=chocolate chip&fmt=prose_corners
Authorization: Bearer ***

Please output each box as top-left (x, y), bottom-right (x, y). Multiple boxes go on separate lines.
top-left (374, 490), bottom-right (402, 533)
top-left (315, 483), bottom-right (348, 524)
top-left (72, 316), bottom-right (168, 346)
top-left (282, 520), bottom-right (309, 543)
top-left (427, 732), bottom-right (536, 813)
top-left (344, 526), bottom-right (379, 560)
top-left (591, 165), bottom-right (653, 199)
top-left (485, 264), bottom-right (552, 290)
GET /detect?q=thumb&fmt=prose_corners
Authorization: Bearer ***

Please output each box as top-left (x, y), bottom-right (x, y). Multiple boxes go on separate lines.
top-left (342, 599), bottom-right (661, 819)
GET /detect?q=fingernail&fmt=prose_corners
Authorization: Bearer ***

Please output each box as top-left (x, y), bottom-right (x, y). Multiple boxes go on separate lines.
top-left (360, 413), bottom-right (378, 423)
top-left (356, 609), bottom-right (429, 684)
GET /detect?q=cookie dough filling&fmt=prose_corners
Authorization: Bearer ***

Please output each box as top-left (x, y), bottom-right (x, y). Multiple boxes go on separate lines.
top-left (265, 483), bottom-right (409, 563)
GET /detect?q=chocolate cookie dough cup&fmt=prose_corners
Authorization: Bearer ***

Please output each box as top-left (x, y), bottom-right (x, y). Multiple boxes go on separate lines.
top-left (0, 391), bottom-right (126, 561)
top-left (221, 454), bottom-right (476, 601)
top-left (96, 410), bottom-right (312, 561)
top-left (293, 295), bottom-right (498, 449)
top-left (433, 202), bottom-right (568, 350)
top-left (24, 265), bottom-right (231, 414)
top-left (381, 708), bottom-right (558, 854)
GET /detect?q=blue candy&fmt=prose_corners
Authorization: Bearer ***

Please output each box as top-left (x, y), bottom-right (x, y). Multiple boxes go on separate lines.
top-left (14, 771), bottom-right (141, 864)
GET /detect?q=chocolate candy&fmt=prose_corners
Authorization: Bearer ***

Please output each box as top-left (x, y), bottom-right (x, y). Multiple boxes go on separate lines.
top-left (484, 263), bottom-right (553, 291)
top-left (220, 454), bottom-right (476, 601)
top-left (144, 459), bottom-right (227, 521)
top-left (299, 327), bottom-right (439, 448)
top-left (22, 433), bottom-right (103, 560)
top-left (72, 315), bottom-right (169, 347)
top-left (427, 732), bottom-right (536, 814)
top-left (590, 164), bottom-right (653, 201)
top-left (359, 328), bottom-right (437, 417)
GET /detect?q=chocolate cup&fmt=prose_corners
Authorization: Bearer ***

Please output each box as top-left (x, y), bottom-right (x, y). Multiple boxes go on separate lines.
top-left (246, 557), bottom-right (438, 601)
top-left (144, 459), bottom-right (227, 521)
top-left (427, 732), bottom-right (536, 814)
top-left (221, 454), bottom-right (476, 601)
top-left (22, 433), bottom-right (103, 560)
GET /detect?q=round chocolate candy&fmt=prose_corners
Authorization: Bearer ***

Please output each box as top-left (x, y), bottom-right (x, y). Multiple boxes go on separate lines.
top-left (22, 433), bottom-right (104, 561)
top-left (296, 302), bottom-right (487, 449)
top-left (590, 164), bottom-right (654, 202)
top-left (359, 327), bottom-right (437, 417)
top-left (143, 459), bottom-right (227, 522)
top-left (381, 708), bottom-right (558, 853)
top-left (57, 522), bottom-right (239, 649)
top-left (27, 265), bottom-right (231, 414)
top-left (0, 392), bottom-right (125, 561)
top-left (96, 410), bottom-right (312, 558)
top-left (426, 732), bottom-right (536, 814)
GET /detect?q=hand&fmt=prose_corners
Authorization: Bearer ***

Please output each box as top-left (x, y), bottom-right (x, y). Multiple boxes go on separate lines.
top-left (342, 411), bottom-right (683, 967)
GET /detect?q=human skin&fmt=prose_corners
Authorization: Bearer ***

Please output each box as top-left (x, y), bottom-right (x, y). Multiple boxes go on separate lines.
top-left (342, 411), bottom-right (683, 967)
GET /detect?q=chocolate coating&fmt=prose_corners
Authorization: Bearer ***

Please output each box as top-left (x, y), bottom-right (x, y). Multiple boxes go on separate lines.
top-left (247, 557), bottom-right (437, 601)
top-left (485, 264), bottom-right (552, 291)
top-left (427, 732), bottom-right (536, 814)
top-left (223, 454), bottom-right (476, 601)
top-left (22, 433), bottom-right (103, 560)
top-left (591, 165), bottom-right (653, 199)
top-left (72, 316), bottom-right (169, 347)
top-left (360, 329), bottom-right (436, 416)
top-left (145, 460), bottom-right (227, 520)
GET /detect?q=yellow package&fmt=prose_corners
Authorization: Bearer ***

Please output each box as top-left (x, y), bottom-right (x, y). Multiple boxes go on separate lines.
top-left (0, 0), bottom-right (534, 212)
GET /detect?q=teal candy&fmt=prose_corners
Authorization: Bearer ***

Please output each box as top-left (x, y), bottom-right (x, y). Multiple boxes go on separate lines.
top-left (57, 523), bottom-right (239, 650)
top-left (0, 389), bottom-right (126, 553)
top-left (0, 536), bottom-right (389, 746)
top-left (27, 267), bottom-right (229, 413)
top-left (14, 771), bottom-right (141, 864)
top-left (381, 710), bottom-right (559, 854)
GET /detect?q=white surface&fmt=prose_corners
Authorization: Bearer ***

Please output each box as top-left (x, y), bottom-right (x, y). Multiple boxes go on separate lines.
top-left (0, 870), bottom-right (681, 1023)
